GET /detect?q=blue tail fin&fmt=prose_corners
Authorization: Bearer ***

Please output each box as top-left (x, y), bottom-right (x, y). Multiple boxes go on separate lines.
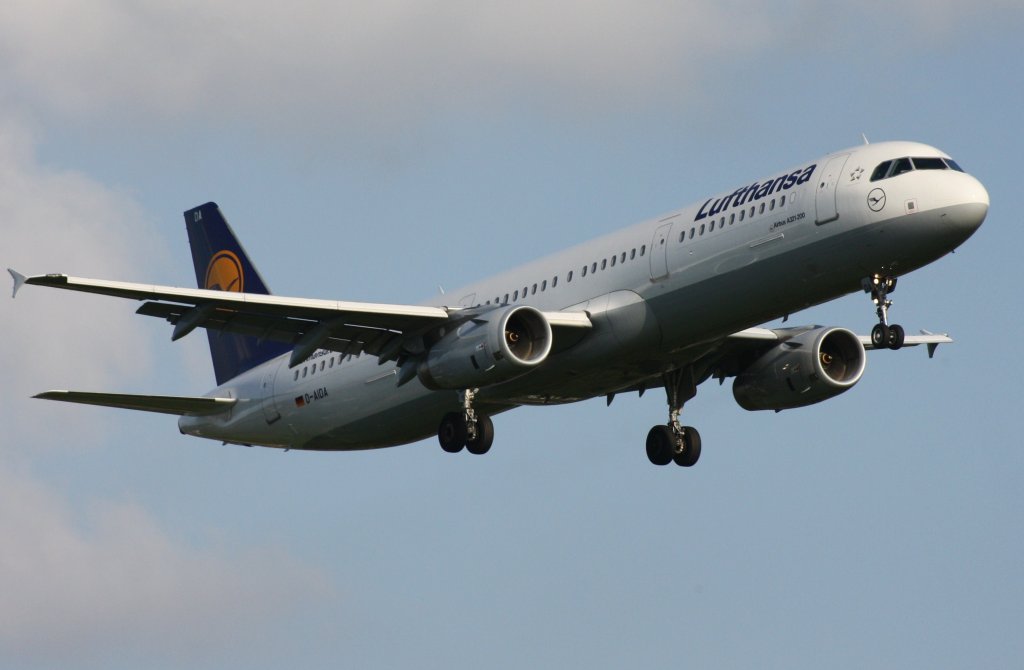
top-left (184, 202), bottom-right (290, 385)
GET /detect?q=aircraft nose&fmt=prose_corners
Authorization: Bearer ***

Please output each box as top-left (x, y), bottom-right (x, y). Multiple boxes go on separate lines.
top-left (943, 173), bottom-right (988, 238)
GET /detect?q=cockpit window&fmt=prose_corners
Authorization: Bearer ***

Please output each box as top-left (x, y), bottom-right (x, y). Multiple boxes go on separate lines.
top-left (890, 158), bottom-right (913, 177)
top-left (871, 155), bottom-right (966, 182)
top-left (870, 160), bottom-right (892, 181)
top-left (912, 157), bottom-right (946, 170)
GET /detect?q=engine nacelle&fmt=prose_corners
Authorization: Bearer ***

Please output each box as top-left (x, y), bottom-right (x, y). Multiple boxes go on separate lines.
top-left (417, 305), bottom-right (552, 390)
top-left (733, 327), bottom-right (866, 411)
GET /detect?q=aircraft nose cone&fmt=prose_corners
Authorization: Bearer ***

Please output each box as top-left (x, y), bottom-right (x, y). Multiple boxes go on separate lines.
top-left (946, 174), bottom-right (988, 237)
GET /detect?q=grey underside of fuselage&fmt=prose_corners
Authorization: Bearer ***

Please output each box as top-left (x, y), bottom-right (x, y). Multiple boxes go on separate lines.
top-left (295, 202), bottom-right (971, 452)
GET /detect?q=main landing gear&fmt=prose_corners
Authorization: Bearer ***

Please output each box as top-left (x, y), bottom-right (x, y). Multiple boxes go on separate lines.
top-left (438, 388), bottom-right (494, 455)
top-left (863, 274), bottom-right (905, 350)
top-left (646, 368), bottom-right (702, 467)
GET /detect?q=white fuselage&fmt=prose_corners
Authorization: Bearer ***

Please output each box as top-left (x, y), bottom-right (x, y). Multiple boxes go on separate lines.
top-left (178, 141), bottom-right (988, 450)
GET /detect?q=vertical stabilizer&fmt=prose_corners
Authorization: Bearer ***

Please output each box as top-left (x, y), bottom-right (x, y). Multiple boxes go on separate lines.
top-left (184, 202), bottom-right (290, 385)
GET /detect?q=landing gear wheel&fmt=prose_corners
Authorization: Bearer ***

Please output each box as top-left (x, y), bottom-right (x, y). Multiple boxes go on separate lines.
top-left (887, 323), bottom-right (905, 350)
top-left (871, 323), bottom-right (890, 348)
top-left (673, 426), bottom-right (702, 467)
top-left (438, 412), bottom-right (467, 453)
top-left (465, 415), bottom-right (494, 455)
top-left (646, 425), bottom-right (674, 466)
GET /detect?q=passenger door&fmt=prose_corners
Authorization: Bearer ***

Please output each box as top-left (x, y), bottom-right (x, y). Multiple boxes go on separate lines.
top-left (261, 363), bottom-right (281, 424)
top-left (815, 154), bottom-right (849, 224)
top-left (649, 222), bottom-right (674, 281)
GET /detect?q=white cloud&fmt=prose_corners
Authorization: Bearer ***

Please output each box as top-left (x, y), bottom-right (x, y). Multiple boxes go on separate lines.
top-left (0, 463), bottom-right (331, 665)
top-left (2, 1), bottom-right (1020, 139)
top-left (0, 120), bottom-right (329, 666)
top-left (0, 1), bottom-right (782, 132)
top-left (0, 119), bottom-right (178, 446)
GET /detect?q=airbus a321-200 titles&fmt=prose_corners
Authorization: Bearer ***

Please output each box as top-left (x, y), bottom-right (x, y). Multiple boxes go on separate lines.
top-left (10, 140), bottom-right (988, 468)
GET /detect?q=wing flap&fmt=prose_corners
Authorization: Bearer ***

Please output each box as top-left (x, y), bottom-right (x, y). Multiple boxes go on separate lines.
top-left (34, 390), bottom-right (237, 416)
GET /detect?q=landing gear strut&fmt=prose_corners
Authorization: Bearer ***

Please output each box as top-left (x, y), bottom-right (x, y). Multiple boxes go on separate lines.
top-left (646, 368), bottom-right (702, 467)
top-left (863, 274), bottom-right (905, 350)
top-left (438, 388), bottom-right (494, 455)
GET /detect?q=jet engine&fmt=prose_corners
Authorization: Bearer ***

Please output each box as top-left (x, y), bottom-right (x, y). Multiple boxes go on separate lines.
top-left (417, 305), bottom-right (552, 390)
top-left (733, 327), bottom-right (866, 411)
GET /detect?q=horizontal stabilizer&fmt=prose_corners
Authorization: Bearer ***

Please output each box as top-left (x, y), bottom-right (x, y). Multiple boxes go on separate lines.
top-left (34, 390), bottom-right (237, 416)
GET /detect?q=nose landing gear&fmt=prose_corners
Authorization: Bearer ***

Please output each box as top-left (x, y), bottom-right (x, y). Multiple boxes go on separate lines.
top-left (863, 274), bottom-right (905, 350)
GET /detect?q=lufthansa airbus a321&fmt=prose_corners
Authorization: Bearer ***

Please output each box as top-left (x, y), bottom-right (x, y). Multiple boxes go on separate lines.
top-left (10, 140), bottom-right (988, 467)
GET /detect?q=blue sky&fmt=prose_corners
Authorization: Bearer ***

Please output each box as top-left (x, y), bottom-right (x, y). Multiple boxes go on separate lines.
top-left (3, 2), bottom-right (1023, 668)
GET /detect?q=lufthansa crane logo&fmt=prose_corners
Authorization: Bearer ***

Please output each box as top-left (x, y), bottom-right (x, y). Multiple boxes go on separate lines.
top-left (867, 188), bottom-right (886, 212)
top-left (205, 250), bottom-right (244, 292)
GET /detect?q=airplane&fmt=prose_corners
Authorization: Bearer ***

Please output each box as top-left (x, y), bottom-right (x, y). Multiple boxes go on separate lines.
top-left (9, 140), bottom-right (988, 467)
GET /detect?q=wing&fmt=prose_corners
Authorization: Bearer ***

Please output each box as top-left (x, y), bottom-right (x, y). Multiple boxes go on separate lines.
top-left (602, 324), bottom-right (954, 404)
top-left (34, 390), bottom-right (236, 416)
top-left (12, 271), bottom-right (591, 367)
top-left (729, 326), bottom-right (953, 357)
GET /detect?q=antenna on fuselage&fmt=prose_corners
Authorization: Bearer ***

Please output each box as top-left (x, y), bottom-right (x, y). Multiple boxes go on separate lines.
top-left (861, 133), bottom-right (870, 145)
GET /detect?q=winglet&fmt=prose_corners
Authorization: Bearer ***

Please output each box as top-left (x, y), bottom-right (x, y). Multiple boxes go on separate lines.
top-left (920, 329), bottom-right (948, 359)
top-left (8, 269), bottom-right (27, 298)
